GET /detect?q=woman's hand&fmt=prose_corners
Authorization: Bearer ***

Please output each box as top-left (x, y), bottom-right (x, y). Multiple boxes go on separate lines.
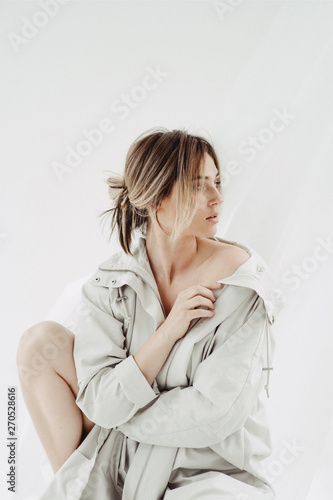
top-left (133, 282), bottom-right (223, 387)
top-left (159, 282), bottom-right (223, 343)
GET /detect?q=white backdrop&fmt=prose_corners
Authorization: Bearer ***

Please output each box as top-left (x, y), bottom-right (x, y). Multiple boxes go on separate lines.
top-left (0, 1), bottom-right (332, 499)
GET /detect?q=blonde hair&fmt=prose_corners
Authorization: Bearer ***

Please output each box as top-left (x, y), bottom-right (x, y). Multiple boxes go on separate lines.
top-left (99, 126), bottom-right (222, 256)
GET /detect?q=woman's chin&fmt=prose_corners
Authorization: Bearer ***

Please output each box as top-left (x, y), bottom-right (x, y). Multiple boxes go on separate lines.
top-left (194, 226), bottom-right (219, 239)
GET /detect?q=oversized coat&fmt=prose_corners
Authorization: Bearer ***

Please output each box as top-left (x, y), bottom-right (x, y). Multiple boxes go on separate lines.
top-left (39, 228), bottom-right (279, 500)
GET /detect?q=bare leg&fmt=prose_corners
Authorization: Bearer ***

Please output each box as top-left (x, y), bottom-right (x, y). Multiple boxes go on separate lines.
top-left (16, 320), bottom-right (95, 474)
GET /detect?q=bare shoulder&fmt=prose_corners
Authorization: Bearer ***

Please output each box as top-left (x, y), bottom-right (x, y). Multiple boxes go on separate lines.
top-left (220, 241), bottom-right (251, 265)
top-left (200, 238), bottom-right (251, 280)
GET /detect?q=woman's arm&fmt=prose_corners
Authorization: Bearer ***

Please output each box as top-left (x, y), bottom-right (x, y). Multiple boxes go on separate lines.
top-left (72, 276), bottom-right (160, 429)
top-left (133, 282), bottom-right (222, 386)
top-left (72, 274), bottom-right (219, 429)
top-left (132, 327), bottom-right (175, 386)
top-left (115, 297), bottom-right (272, 448)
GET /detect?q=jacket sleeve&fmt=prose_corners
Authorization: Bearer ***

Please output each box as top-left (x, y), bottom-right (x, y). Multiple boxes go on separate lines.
top-left (71, 274), bottom-right (160, 429)
top-left (115, 297), bottom-right (273, 447)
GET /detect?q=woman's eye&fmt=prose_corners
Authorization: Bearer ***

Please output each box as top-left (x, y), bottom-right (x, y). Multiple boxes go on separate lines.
top-left (193, 181), bottom-right (221, 191)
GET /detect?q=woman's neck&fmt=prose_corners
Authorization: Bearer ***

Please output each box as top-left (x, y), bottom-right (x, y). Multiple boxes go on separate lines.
top-left (145, 228), bottom-right (200, 286)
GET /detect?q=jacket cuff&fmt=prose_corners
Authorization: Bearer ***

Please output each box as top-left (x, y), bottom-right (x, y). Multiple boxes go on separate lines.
top-left (115, 355), bottom-right (159, 408)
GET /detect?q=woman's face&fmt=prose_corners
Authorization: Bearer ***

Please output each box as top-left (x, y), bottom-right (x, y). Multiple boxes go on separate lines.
top-left (153, 153), bottom-right (224, 238)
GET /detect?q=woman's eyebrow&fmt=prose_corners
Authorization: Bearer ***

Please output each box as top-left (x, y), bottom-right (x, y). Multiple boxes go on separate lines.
top-left (193, 173), bottom-right (220, 180)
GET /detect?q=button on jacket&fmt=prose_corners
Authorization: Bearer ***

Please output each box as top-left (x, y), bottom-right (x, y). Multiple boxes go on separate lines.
top-left (39, 228), bottom-right (279, 500)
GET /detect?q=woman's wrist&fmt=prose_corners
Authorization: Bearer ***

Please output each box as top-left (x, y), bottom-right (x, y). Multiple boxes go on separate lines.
top-left (155, 322), bottom-right (179, 348)
top-left (132, 324), bottom-right (177, 387)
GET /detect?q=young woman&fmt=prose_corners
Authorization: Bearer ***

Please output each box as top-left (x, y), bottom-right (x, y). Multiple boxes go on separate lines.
top-left (17, 127), bottom-right (278, 499)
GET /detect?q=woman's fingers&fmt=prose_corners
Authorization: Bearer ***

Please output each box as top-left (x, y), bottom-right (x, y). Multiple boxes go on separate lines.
top-left (190, 308), bottom-right (215, 319)
top-left (181, 282), bottom-right (222, 303)
top-left (187, 296), bottom-right (215, 310)
top-left (162, 282), bottom-right (223, 341)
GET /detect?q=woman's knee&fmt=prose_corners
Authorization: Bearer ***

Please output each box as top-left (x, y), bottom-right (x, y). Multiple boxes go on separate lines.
top-left (16, 321), bottom-right (74, 382)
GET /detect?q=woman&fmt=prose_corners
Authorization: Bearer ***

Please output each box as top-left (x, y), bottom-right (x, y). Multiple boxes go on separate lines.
top-left (17, 127), bottom-right (278, 499)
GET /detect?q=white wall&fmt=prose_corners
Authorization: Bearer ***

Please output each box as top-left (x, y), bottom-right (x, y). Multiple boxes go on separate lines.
top-left (0, 1), bottom-right (332, 499)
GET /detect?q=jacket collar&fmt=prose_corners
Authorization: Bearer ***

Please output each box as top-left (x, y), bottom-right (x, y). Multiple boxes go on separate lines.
top-left (98, 228), bottom-right (277, 325)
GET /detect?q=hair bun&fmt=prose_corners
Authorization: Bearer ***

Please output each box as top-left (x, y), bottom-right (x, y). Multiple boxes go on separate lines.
top-left (105, 174), bottom-right (128, 203)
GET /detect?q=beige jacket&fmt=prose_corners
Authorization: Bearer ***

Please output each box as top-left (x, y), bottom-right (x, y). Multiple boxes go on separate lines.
top-left (39, 229), bottom-right (279, 500)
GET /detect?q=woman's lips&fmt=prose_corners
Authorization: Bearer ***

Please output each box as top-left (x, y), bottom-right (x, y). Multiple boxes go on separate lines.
top-left (206, 216), bottom-right (219, 223)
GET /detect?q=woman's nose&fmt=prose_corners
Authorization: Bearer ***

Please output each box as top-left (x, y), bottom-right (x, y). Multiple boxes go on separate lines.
top-left (211, 189), bottom-right (224, 205)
